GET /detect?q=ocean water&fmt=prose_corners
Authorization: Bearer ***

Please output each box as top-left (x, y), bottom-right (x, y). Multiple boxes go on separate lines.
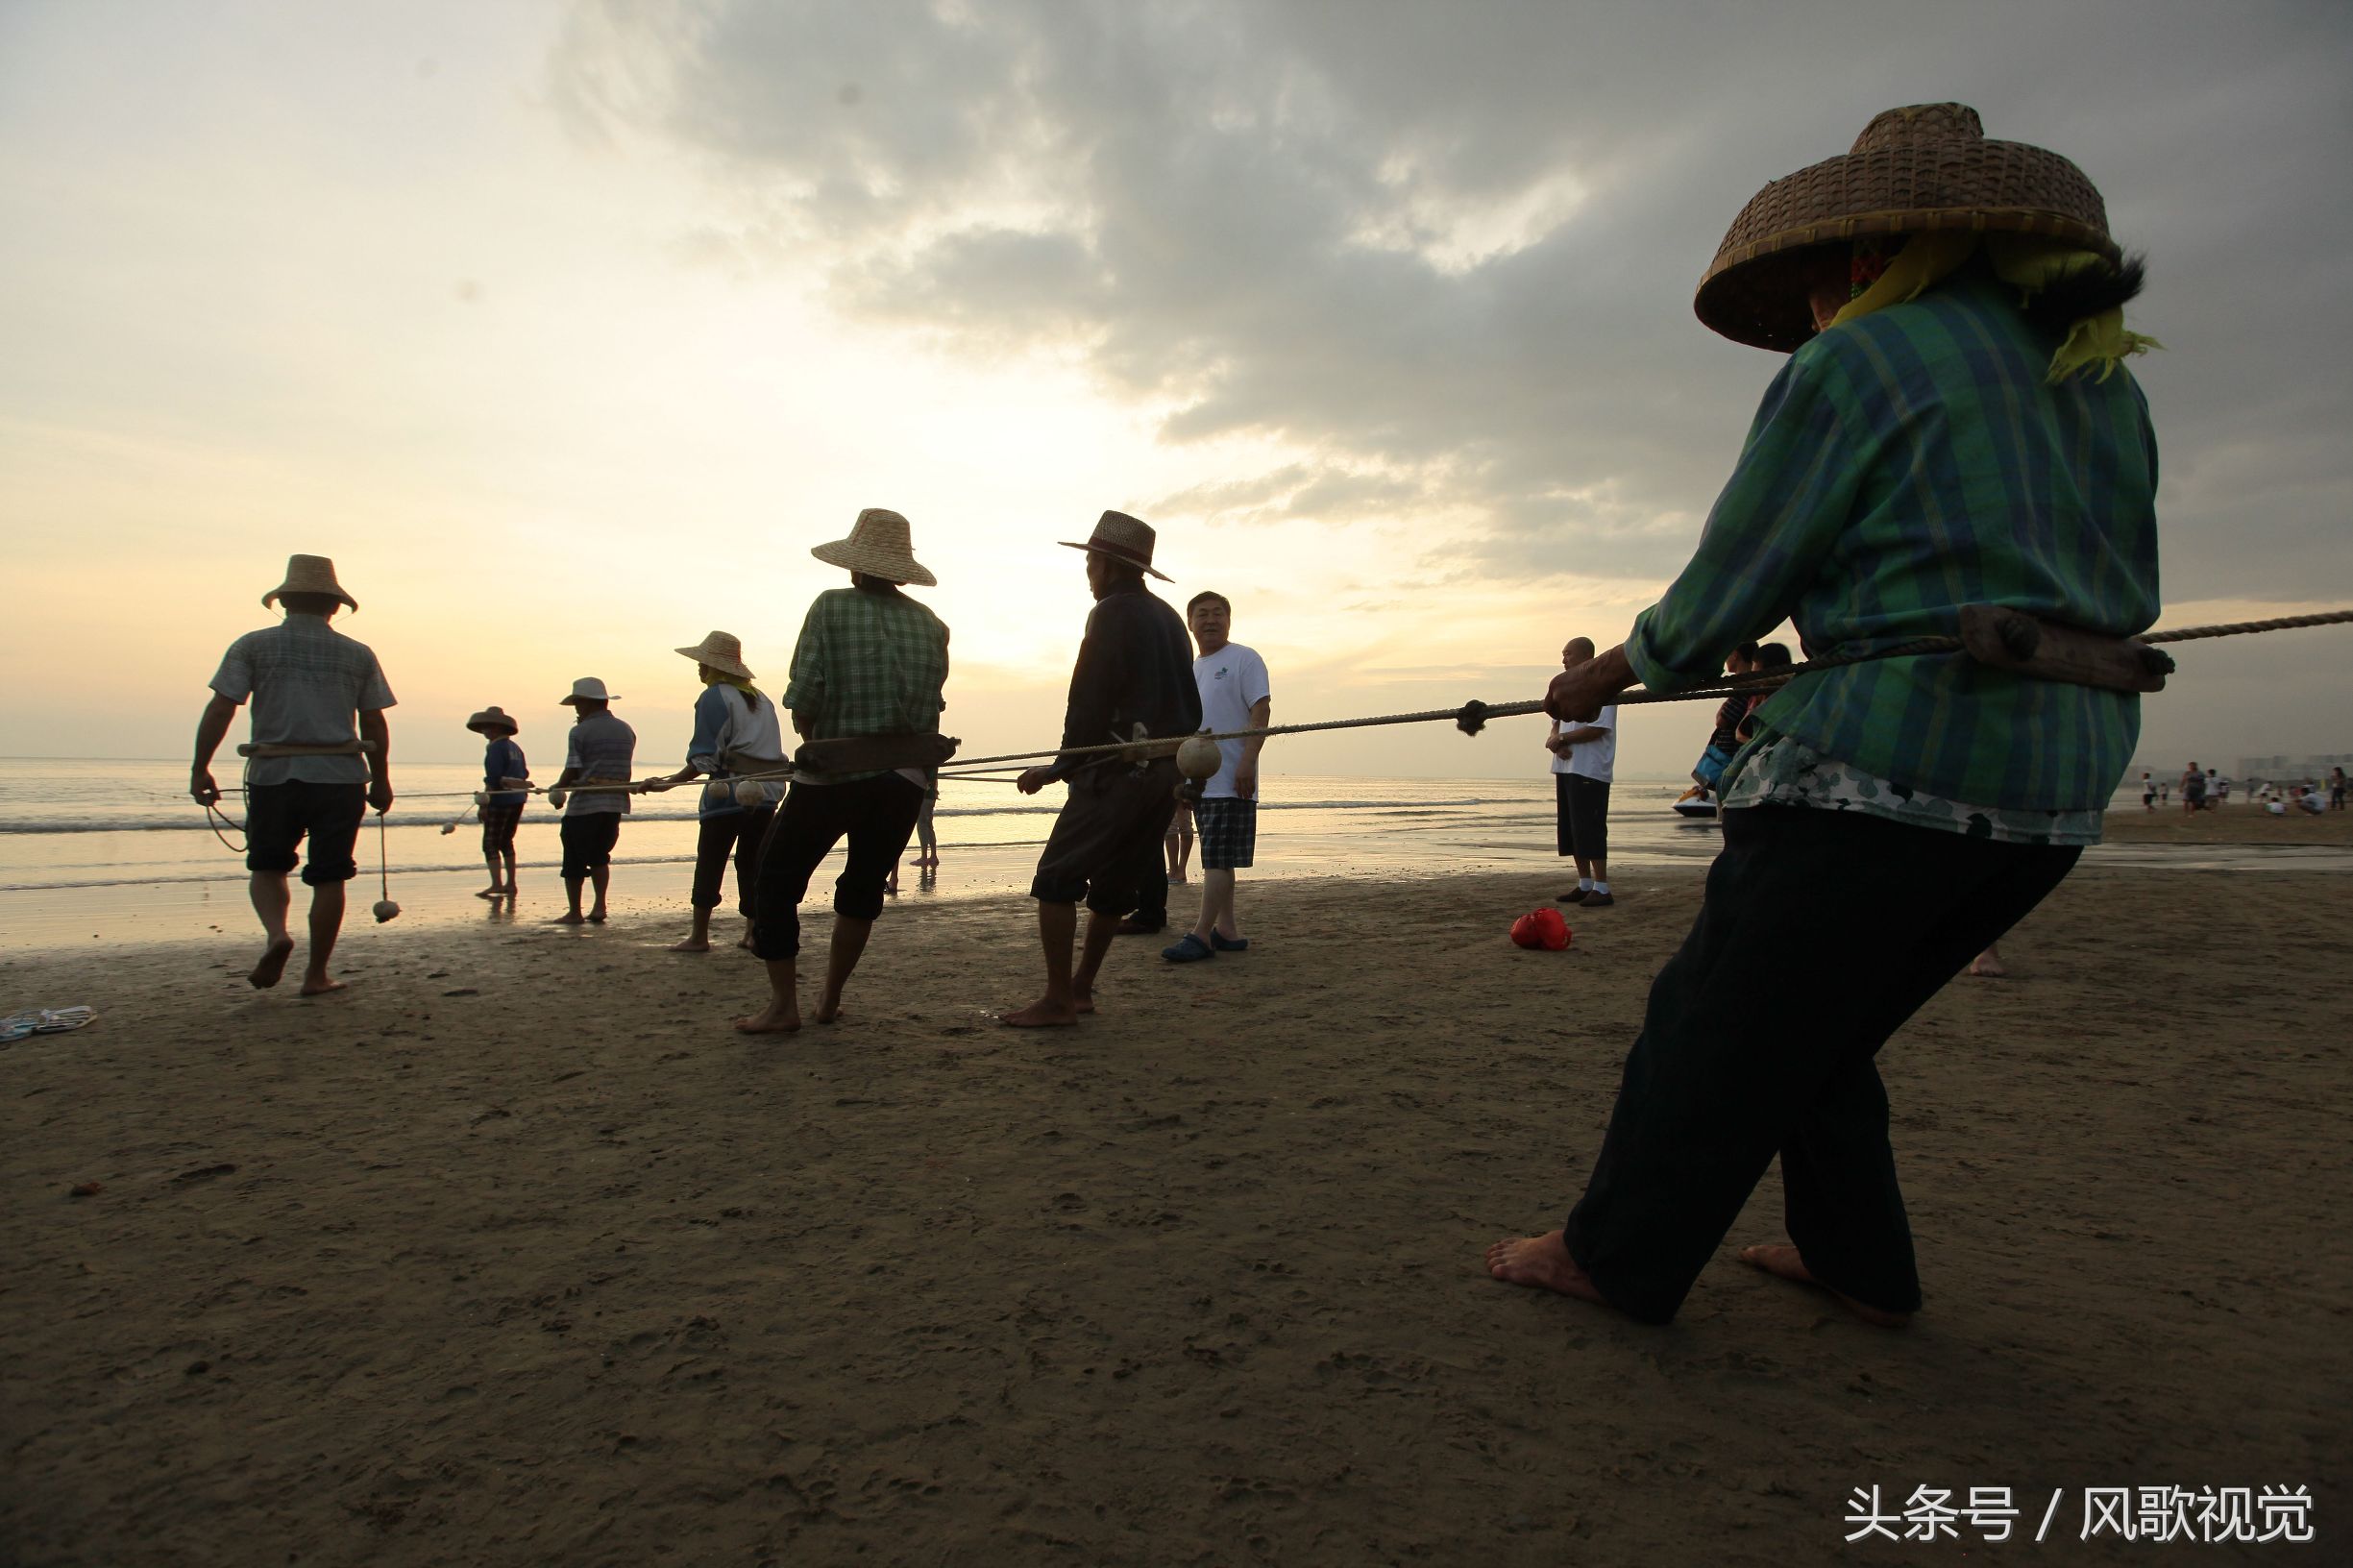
top-left (0, 758), bottom-right (1729, 950)
top-left (2, 759), bottom-right (2337, 952)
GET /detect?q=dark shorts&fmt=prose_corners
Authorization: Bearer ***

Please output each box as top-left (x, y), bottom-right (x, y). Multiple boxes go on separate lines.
top-left (1556, 772), bottom-right (1610, 861)
top-left (750, 775), bottom-right (923, 961)
top-left (1031, 760), bottom-right (1181, 917)
top-left (1193, 796), bottom-right (1258, 870)
top-left (480, 801), bottom-right (524, 855)
top-left (559, 813), bottom-right (623, 880)
top-left (245, 781), bottom-right (368, 885)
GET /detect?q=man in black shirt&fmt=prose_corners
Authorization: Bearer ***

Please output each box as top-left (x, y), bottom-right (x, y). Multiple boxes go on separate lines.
top-left (1006, 512), bottom-right (1202, 1027)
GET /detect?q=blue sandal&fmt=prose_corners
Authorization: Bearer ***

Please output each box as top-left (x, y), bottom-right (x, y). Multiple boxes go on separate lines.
top-left (1161, 933), bottom-right (1215, 964)
top-left (1210, 932), bottom-right (1250, 952)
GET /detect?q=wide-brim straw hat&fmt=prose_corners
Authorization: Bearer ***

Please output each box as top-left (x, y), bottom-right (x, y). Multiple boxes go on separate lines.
top-left (466, 705), bottom-right (519, 736)
top-left (1060, 509), bottom-right (1172, 581)
top-left (559, 676), bottom-right (619, 706)
top-left (810, 508), bottom-right (937, 587)
top-left (1696, 103), bottom-right (2120, 353)
top-left (261, 552), bottom-right (357, 612)
top-left (674, 629), bottom-right (754, 681)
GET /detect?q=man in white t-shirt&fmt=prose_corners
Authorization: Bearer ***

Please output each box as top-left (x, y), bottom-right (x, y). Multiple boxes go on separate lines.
top-left (1163, 591), bottom-right (1272, 963)
top-left (1548, 638), bottom-right (1618, 908)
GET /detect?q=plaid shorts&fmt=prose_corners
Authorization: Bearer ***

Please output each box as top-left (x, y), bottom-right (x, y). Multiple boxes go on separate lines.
top-left (479, 802), bottom-right (523, 855)
top-left (1192, 796), bottom-right (1257, 870)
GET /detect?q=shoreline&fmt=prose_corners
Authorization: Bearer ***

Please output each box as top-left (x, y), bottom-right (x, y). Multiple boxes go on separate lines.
top-left (5, 863), bottom-right (2347, 1563)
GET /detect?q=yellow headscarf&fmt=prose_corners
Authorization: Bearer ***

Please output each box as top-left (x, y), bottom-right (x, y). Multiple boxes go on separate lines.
top-left (702, 669), bottom-right (765, 702)
top-left (1828, 232), bottom-right (2160, 383)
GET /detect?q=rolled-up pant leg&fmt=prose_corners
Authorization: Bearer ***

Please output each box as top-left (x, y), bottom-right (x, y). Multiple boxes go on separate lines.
top-left (1561, 805), bottom-right (2081, 1324)
top-left (750, 788), bottom-right (849, 961)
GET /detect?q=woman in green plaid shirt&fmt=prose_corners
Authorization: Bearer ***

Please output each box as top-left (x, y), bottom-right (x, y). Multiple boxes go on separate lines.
top-left (1486, 106), bottom-right (2162, 1327)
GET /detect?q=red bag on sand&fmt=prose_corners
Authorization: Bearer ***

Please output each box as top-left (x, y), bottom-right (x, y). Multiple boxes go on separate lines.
top-left (1510, 908), bottom-right (1570, 950)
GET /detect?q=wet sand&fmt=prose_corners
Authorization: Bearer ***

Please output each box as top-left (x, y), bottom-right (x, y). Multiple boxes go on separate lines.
top-left (3, 865), bottom-right (2346, 1565)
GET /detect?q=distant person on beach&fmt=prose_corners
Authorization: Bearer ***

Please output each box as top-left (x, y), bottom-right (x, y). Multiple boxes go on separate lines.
top-left (913, 791), bottom-right (940, 870)
top-left (661, 631), bottom-right (786, 954)
top-left (1734, 642), bottom-right (1793, 744)
top-left (1547, 638), bottom-right (1617, 908)
top-left (191, 554), bottom-right (394, 995)
top-left (1684, 641), bottom-right (1758, 801)
top-left (2207, 768), bottom-right (2224, 806)
top-left (2182, 762), bottom-right (2206, 814)
top-left (2332, 767), bottom-right (2347, 810)
top-left (1167, 796), bottom-right (1194, 884)
top-left (2140, 771), bottom-right (2154, 810)
top-left (737, 510), bottom-right (948, 1035)
top-left (1005, 512), bottom-right (1200, 1026)
top-left (1486, 105), bottom-right (2161, 1327)
top-left (468, 706), bottom-right (528, 899)
top-left (1164, 592), bottom-right (1271, 963)
top-left (2295, 783), bottom-right (2327, 816)
top-left (548, 678), bottom-right (635, 926)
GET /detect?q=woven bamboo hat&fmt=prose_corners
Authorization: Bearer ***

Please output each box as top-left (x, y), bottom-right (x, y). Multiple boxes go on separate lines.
top-left (466, 705), bottom-right (519, 736)
top-left (1696, 104), bottom-right (2120, 352)
top-left (674, 630), bottom-right (755, 681)
top-left (1060, 510), bottom-right (1172, 582)
top-left (810, 508), bottom-right (936, 587)
top-left (261, 553), bottom-right (357, 612)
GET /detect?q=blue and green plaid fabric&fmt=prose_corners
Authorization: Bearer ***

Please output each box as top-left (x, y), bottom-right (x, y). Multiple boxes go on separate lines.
top-left (1627, 265), bottom-right (2161, 812)
top-left (783, 586), bottom-right (949, 781)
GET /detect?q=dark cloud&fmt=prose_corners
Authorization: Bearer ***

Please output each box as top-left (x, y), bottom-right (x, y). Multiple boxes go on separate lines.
top-left (552, 0), bottom-right (2353, 598)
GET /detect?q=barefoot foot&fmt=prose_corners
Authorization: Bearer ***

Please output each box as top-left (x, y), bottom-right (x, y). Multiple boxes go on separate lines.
top-left (1737, 1243), bottom-right (1912, 1327)
top-left (669, 938), bottom-right (712, 953)
top-left (249, 937), bottom-right (295, 990)
top-left (733, 1005), bottom-right (800, 1035)
top-left (475, 885), bottom-right (502, 899)
top-left (1002, 997), bottom-right (1081, 1027)
top-left (551, 912), bottom-right (585, 925)
top-left (1966, 953), bottom-right (2008, 978)
top-left (1071, 987), bottom-right (1096, 1017)
top-left (814, 999), bottom-right (846, 1025)
top-left (1483, 1229), bottom-right (1610, 1307)
top-left (298, 974), bottom-right (350, 998)
top-left (587, 908), bottom-right (607, 924)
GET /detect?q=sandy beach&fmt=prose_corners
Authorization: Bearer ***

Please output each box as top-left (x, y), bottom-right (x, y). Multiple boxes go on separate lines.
top-left (4, 859), bottom-right (2346, 1565)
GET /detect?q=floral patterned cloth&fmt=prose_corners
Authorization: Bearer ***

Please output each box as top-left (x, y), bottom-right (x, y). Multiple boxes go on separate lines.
top-left (1721, 733), bottom-right (2105, 846)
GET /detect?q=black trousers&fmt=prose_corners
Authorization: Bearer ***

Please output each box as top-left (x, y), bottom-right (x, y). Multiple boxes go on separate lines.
top-left (1556, 772), bottom-right (1609, 861)
top-left (1561, 805), bottom-right (2080, 1324)
top-left (689, 804), bottom-right (775, 914)
top-left (749, 776), bottom-right (923, 961)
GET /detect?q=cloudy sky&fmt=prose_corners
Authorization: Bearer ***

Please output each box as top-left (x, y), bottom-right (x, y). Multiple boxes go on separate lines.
top-left (4, 0), bottom-right (2347, 779)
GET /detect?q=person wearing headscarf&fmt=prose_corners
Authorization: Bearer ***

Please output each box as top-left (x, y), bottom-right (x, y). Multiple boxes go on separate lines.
top-left (662, 631), bottom-right (787, 953)
top-left (1486, 105), bottom-right (2161, 1327)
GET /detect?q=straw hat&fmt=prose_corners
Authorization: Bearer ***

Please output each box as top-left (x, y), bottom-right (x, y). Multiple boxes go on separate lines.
top-left (1060, 510), bottom-right (1171, 582)
top-left (810, 508), bottom-right (937, 587)
top-left (466, 705), bottom-right (519, 736)
top-left (559, 676), bottom-right (619, 706)
top-left (674, 630), bottom-right (755, 681)
top-left (261, 553), bottom-right (357, 612)
top-left (1696, 104), bottom-right (2120, 352)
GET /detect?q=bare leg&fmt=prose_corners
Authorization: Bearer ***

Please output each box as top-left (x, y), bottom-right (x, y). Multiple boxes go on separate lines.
top-left (502, 847), bottom-right (518, 895)
top-left (588, 866), bottom-right (609, 922)
top-left (1005, 901), bottom-right (1083, 1026)
top-left (299, 882), bottom-right (349, 995)
top-left (734, 958), bottom-right (800, 1034)
top-left (1483, 1229), bottom-right (1611, 1308)
top-left (1738, 1243), bottom-right (1912, 1328)
top-left (671, 907), bottom-right (714, 953)
top-left (1189, 868), bottom-right (1238, 943)
top-left (815, 915), bottom-right (872, 1023)
top-left (1068, 907), bottom-right (1117, 1014)
top-left (553, 876), bottom-right (586, 924)
top-left (247, 871), bottom-right (295, 988)
top-left (478, 851), bottom-right (502, 897)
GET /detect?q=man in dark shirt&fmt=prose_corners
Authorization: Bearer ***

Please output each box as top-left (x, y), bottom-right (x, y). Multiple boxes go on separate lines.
top-left (1005, 511), bottom-right (1202, 1027)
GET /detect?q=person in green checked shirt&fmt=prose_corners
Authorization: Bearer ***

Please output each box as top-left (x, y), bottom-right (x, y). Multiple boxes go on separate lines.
top-left (735, 509), bottom-right (949, 1036)
top-left (1485, 104), bottom-right (2163, 1327)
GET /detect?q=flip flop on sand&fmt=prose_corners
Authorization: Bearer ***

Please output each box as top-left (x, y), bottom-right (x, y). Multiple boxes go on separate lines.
top-left (2, 1006), bottom-right (97, 1043)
